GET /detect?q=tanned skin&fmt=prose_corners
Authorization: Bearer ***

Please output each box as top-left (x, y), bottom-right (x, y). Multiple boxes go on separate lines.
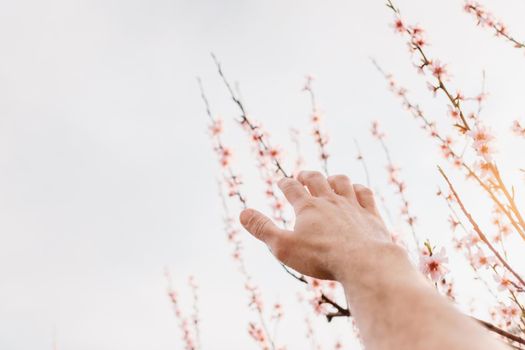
top-left (240, 171), bottom-right (508, 350)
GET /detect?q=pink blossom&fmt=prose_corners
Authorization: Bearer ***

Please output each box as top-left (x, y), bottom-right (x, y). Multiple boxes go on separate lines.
top-left (392, 19), bottom-right (405, 33)
top-left (429, 60), bottom-right (448, 80)
top-left (209, 118), bottom-right (223, 136)
top-left (468, 124), bottom-right (496, 162)
top-left (420, 247), bottom-right (449, 282)
top-left (511, 120), bottom-right (525, 137)
top-left (470, 249), bottom-right (495, 269)
top-left (493, 273), bottom-right (515, 292)
top-left (371, 121), bottom-right (385, 140)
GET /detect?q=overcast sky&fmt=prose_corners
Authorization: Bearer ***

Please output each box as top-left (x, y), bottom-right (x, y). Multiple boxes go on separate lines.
top-left (1, 0), bottom-right (525, 349)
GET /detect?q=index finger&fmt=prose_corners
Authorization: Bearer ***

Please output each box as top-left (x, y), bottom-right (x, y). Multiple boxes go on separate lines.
top-left (278, 177), bottom-right (310, 209)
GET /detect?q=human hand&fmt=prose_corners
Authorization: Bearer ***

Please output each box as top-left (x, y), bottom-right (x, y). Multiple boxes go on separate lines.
top-left (239, 171), bottom-right (394, 282)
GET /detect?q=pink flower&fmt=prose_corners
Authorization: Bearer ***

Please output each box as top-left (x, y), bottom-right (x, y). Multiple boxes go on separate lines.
top-left (429, 60), bottom-right (448, 80)
top-left (448, 105), bottom-right (460, 120)
top-left (493, 273), bottom-right (515, 292)
top-left (392, 19), bottom-right (405, 33)
top-left (511, 120), bottom-right (525, 137)
top-left (420, 247), bottom-right (449, 282)
top-left (409, 25), bottom-right (427, 47)
top-left (248, 323), bottom-right (267, 344)
top-left (371, 121), bottom-right (385, 140)
top-left (470, 249), bottom-right (495, 269)
top-left (448, 216), bottom-right (460, 232)
top-left (209, 118), bottom-right (223, 136)
top-left (267, 147), bottom-right (282, 160)
top-left (218, 147), bottom-right (233, 167)
top-left (468, 124), bottom-right (496, 162)
top-left (271, 303), bottom-right (284, 320)
top-left (469, 124), bottom-right (494, 144)
top-left (311, 111), bottom-right (322, 124)
top-left (472, 160), bottom-right (493, 179)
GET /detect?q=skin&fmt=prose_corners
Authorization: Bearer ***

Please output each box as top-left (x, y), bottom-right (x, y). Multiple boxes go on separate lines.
top-left (239, 170), bottom-right (508, 350)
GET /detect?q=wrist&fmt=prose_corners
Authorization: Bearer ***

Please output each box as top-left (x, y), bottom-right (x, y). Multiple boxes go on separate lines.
top-left (337, 241), bottom-right (421, 301)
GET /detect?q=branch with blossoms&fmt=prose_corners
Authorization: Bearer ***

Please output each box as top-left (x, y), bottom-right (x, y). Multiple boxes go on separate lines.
top-left (373, 28), bottom-right (525, 244)
top-left (464, 1), bottom-right (525, 53)
top-left (439, 188), bottom-right (505, 302)
top-left (385, 0), bottom-right (525, 246)
top-left (371, 78), bottom-right (525, 343)
top-left (386, 0), bottom-right (471, 133)
top-left (374, 47), bottom-right (525, 341)
top-left (298, 293), bottom-right (324, 350)
top-left (188, 276), bottom-right (201, 349)
top-left (198, 77), bottom-right (281, 349)
top-left (303, 75), bottom-right (330, 176)
top-left (184, 1), bottom-right (525, 347)
top-left (217, 184), bottom-right (277, 350)
top-left (369, 122), bottom-right (525, 346)
top-left (388, 2), bottom-right (509, 166)
top-left (370, 122), bottom-right (458, 298)
top-left (211, 53), bottom-right (289, 178)
top-left (208, 56), bottom-right (351, 322)
top-left (439, 168), bottom-right (525, 287)
top-left (165, 271), bottom-right (200, 350)
top-left (297, 292), bottom-right (347, 350)
top-left (371, 121), bottom-right (420, 248)
top-left (439, 169), bottom-right (525, 345)
top-left (289, 128), bottom-right (305, 177)
top-left (354, 138), bottom-right (396, 226)
top-left (197, 78), bottom-right (246, 207)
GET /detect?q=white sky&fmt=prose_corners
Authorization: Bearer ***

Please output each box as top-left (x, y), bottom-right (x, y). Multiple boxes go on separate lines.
top-left (1, 0), bottom-right (525, 349)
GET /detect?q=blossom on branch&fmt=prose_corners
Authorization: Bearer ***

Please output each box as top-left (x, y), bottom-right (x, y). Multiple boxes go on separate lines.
top-left (464, 1), bottom-right (525, 53)
top-left (511, 120), bottom-right (525, 137)
top-left (468, 124), bottom-right (496, 162)
top-left (419, 247), bottom-right (449, 283)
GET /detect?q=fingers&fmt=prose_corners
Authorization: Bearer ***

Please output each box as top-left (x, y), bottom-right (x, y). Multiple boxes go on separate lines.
top-left (278, 177), bottom-right (310, 209)
top-left (353, 184), bottom-right (376, 210)
top-left (297, 171), bottom-right (332, 197)
top-left (327, 174), bottom-right (355, 199)
top-left (240, 208), bottom-right (284, 244)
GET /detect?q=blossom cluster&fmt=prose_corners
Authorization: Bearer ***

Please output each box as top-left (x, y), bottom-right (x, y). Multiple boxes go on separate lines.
top-left (166, 272), bottom-right (200, 350)
top-left (464, 1), bottom-right (525, 52)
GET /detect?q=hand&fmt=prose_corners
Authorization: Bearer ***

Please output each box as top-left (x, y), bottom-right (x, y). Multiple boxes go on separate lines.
top-left (239, 171), bottom-right (393, 282)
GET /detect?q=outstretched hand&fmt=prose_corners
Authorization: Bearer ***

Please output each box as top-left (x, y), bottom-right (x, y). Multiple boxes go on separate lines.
top-left (239, 171), bottom-right (392, 282)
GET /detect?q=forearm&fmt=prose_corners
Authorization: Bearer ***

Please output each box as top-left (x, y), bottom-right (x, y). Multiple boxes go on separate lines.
top-left (340, 243), bottom-right (507, 350)
top-left (240, 172), bottom-right (510, 349)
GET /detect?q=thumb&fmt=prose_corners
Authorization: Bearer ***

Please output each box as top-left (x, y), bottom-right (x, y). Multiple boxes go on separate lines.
top-left (240, 208), bottom-right (282, 243)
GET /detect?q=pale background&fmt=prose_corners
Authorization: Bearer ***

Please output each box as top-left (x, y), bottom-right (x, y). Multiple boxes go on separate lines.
top-left (1, 0), bottom-right (525, 349)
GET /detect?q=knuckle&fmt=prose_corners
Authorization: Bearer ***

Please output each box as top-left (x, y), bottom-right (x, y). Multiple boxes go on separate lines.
top-left (280, 180), bottom-right (296, 193)
top-left (329, 195), bottom-right (346, 205)
top-left (326, 196), bottom-right (339, 205)
top-left (297, 198), bottom-right (317, 213)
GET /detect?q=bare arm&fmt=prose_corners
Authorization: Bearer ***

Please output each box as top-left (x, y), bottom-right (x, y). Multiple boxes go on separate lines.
top-left (239, 171), bottom-right (507, 350)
